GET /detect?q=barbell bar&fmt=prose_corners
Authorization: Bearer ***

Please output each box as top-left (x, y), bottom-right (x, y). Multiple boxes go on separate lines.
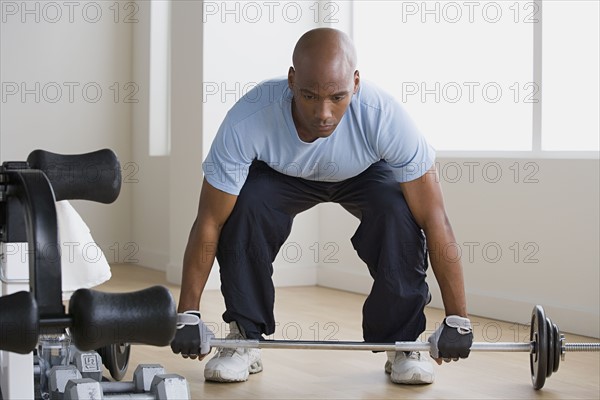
top-left (209, 339), bottom-right (533, 352)
top-left (206, 305), bottom-right (600, 390)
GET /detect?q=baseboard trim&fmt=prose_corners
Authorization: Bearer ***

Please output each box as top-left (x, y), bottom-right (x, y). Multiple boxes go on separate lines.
top-left (273, 264), bottom-right (318, 287)
top-left (134, 247), bottom-right (169, 272)
top-left (317, 265), bottom-right (372, 294)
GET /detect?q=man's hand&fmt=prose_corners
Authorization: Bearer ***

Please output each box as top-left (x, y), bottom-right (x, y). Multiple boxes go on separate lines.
top-left (428, 315), bottom-right (473, 365)
top-left (170, 311), bottom-right (215, 361)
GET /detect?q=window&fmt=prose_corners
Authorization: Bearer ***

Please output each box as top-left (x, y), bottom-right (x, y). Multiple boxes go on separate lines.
top-left (353, 0), bottom-right (599, 153)
top-left (542, 0), bottom-right (599, 151)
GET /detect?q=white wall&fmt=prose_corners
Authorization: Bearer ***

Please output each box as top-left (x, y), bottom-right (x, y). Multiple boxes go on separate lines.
top-left (0, 0), bottom-right (132, 258)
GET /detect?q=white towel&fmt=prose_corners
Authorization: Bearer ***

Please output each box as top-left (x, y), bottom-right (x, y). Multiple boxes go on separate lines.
top-left (55, 200), bottom-right (111, 300)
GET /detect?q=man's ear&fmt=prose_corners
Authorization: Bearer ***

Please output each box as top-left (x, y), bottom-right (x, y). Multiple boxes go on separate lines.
top-left (288, 67), bottom-right (295, 89)
top-left (353, 70), bottom-right (360, 94)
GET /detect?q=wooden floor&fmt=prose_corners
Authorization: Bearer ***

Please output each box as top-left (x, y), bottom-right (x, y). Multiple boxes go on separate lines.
top-left (97, 264), bottom-right (600, 399)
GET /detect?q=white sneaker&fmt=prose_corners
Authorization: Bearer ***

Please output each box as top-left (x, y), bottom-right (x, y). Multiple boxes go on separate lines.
top-left (385, 350), bottom-right (434, 384)
top-left (204, 322), bottom-right (263, 382)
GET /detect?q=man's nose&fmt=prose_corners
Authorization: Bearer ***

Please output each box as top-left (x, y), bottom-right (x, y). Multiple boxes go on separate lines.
top-left (314, 100), bottom-right (334, 122)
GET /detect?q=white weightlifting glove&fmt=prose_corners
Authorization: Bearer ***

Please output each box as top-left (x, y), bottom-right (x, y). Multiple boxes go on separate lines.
top-left (428, 315), bottom-right (473, 363)
top-left (170, 311), bottom-right (215, 359)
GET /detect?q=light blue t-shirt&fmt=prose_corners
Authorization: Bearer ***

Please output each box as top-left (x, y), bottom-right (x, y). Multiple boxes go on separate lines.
top-left (203, 78), bottom-right (435, 195)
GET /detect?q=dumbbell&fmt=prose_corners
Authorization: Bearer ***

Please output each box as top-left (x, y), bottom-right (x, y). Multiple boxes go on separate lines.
top-left (101, 364), bottom-right (168, 394)
top-left (57, 365), bottom-right (190, 400)
top-left (71, 349), bottom-right (103, 382)
top-left (49, 354), bottom-right (182, 392)
top-left (49, 362), bottom-right (187, 396)
top-left (69, 345), bottom-right (132, 382)
top-left (37, 344), bottom-right (112, 397)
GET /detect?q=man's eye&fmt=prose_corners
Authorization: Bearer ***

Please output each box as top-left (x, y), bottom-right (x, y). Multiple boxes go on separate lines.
top-left (333, 96), bottom-right (346, 102)
top-left (303, 94), bottom-right (317, 100)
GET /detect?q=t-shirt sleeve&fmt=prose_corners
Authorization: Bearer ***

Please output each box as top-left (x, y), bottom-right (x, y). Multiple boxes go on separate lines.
top-left (202, 118), bottom-right (255, 195)
top-left (376, 99), bottom-right (436, 182)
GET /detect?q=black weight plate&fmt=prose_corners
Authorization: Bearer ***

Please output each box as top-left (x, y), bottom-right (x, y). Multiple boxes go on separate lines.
top-left (546, 317), bottom-right (554, 378)
top-left (553, 323), bottom-right (561, 373)
top-left (530, 305), bottom-right (548, 390)
top-left (101, 343), bottom-right (131, 381)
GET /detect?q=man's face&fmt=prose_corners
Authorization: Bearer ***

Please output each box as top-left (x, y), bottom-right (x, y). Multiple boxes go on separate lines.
top-left (288, 65), bottom-right (359, 143)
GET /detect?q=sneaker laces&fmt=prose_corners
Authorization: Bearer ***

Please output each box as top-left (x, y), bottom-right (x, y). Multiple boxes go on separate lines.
top-left (216, 346), bottom-right (237, 357)
top-left (405, 351), bottom-right (423, 360)
top-left (215, 327), bottom-right (246, 357)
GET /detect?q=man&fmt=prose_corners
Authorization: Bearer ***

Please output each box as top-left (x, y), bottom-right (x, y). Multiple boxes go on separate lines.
top-left (171, 28), bottom-right (473, 385)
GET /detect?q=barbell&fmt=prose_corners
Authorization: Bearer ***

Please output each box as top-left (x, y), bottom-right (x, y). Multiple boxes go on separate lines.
top-left (207, 305), bottom-right (599, 390)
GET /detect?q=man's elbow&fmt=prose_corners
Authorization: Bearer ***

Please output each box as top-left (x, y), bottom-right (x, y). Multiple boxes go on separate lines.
top-left (421, 210), bottom-right (453, 235)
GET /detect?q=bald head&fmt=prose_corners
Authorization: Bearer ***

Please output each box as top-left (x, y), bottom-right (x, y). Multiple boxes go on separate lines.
top-left (287, 28), bottom-right (360, 143)
top-left (292, 28), bottom-right (357, 75)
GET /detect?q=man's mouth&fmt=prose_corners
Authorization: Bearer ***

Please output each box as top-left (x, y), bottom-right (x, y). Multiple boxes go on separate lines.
top-left (315, 124), bottom-right (335, 132)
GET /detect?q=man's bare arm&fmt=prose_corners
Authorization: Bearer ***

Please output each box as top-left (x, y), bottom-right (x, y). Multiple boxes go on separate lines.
top-left (400, 165), bottom-right (467, 317)
top-left (177, 178), bottom-right (238, 312)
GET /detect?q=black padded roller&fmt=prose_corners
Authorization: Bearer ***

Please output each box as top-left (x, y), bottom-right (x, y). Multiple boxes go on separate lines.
top-left (26, 149), bottom-right (121, 204)
top-left (0, 291), bottom-right (39, 354)
top-left (68, 286), bottom-right (177, 351)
